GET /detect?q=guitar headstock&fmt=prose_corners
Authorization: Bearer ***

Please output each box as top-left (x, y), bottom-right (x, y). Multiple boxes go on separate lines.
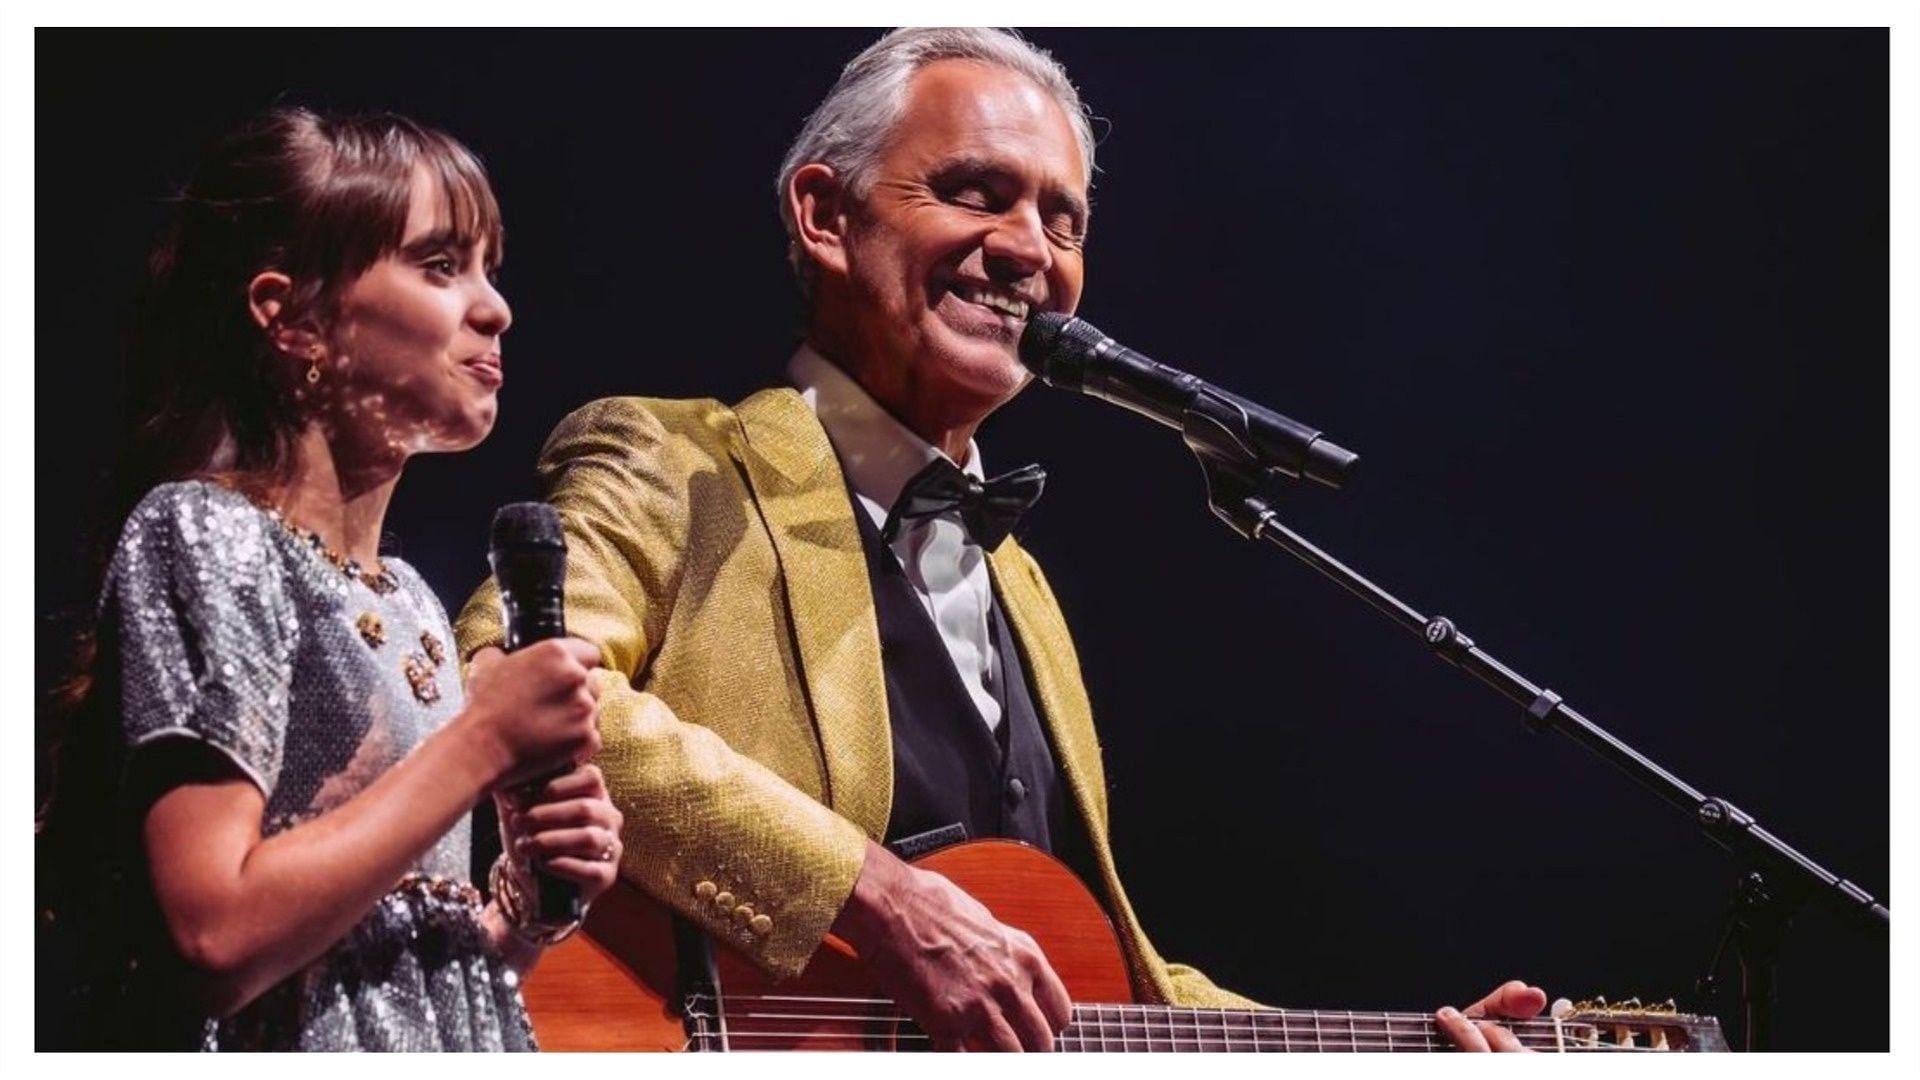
top-left (1549, 996), bottom-right (1729, 1053)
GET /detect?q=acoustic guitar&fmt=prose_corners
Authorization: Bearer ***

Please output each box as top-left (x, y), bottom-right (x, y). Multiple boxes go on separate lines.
top-left (522, 838), bottom-right (1726, 1052)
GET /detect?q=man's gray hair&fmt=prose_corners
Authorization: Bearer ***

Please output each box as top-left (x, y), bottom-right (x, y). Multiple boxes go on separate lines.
top-left (776, 28), bottom-right (1097, 283)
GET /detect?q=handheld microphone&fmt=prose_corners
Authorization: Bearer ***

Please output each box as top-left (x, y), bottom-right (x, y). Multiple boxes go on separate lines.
top-left (488, 502), bottom-right (583, 923)
top-left (1019, 312), bottom-right (1358, 490)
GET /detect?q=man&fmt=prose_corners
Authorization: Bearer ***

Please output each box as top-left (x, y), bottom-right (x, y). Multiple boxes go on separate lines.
top-left (457, 27), bottom-right (1542, 1051)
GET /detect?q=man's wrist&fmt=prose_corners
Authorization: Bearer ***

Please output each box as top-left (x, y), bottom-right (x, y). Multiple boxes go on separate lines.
top-left (831, 839), bottom-right (907, 953)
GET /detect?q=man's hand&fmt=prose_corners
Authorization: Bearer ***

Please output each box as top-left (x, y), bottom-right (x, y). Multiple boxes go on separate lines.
top-left (831, 841), bottom-right (1072, 1051)
top-left (1436, 979), bottom-right (1549, 1052)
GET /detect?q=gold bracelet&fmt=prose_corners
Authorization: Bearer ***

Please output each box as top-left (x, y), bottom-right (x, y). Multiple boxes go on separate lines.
top-left (488, 854), bottom-right (582, 947)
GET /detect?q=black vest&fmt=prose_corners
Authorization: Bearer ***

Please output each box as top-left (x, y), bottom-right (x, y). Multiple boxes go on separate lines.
top-left (851, 502), bottom-right (1097, 885)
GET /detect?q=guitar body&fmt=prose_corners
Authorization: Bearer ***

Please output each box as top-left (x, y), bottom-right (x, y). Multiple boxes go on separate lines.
top-left (523, 839), bottom-right (1132, 1051)
top-left (522, 838), bottom-right (1728, 1052)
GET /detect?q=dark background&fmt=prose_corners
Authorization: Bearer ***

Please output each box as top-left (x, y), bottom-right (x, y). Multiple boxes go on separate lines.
top-left (36, 29), bottom-right (1889, 1050)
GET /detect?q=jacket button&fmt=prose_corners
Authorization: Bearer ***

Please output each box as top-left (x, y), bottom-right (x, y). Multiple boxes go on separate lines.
top-left (732, 903), bottom-right (755, 923)
top-left (694, 881), bottom-right (717, 901)
top-left (749, 914), bottom-right (773, 936)
top-left (1006, 777), bottom-right (1027, 805)
top-left (714, 891), bottom-right (735, 911)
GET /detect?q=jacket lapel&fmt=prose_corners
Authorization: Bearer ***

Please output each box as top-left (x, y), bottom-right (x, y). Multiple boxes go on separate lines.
top-left (985, 538), bottom-right (1108, 837)
top-left (731, 388), bottom-right (893, 842)
top-left (988, 537), bottom-right (1178, 1003)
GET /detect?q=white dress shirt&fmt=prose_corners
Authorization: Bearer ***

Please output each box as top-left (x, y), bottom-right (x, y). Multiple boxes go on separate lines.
top-left (788, 345), bottom-right (1006, 733)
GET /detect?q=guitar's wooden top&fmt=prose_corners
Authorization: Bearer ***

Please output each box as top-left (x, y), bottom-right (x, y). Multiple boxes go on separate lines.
top-left (522, 839), bottom-right (1726, 1053)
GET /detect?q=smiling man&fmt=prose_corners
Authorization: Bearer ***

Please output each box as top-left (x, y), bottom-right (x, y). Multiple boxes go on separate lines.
top-left (457, 27), bottom-right (1542, 1052)
top-left (785, 52), bottom-right (1089, 457)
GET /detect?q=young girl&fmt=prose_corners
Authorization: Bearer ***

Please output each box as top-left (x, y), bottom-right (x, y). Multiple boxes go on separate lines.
top-left (37, 107), bottom-right (621, 1051)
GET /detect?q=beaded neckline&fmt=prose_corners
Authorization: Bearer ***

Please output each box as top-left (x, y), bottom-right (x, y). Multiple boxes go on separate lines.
top-left (259, 506), bottom-right (400, 596)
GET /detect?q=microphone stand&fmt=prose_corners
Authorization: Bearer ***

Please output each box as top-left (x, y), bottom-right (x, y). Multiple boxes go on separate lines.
top-left (1176, 393), bottom-right (1888, 1051)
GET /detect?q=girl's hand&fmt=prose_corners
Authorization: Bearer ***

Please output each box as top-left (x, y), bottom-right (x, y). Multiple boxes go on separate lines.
top-left (461, 641), bottom-right (601, 788)
top-left (499, 763), bottom-right (624, 910)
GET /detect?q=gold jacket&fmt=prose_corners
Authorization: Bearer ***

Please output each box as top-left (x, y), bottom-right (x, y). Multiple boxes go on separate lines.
top-left (455, 389), bottom-right (1252, 1008)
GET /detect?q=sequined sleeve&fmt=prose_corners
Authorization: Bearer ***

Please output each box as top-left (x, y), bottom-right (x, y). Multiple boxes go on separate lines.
top-left (103, 482), bottom-right (298, 797)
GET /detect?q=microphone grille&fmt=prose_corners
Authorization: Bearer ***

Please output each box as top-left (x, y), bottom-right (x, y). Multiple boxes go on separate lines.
top-left (490, 502), bottom-right (566, 551)
top-left (1019, 311), bottom-right (1107, 391)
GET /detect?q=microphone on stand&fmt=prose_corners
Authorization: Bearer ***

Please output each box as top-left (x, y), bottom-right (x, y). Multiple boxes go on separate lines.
top-left (1019, 311), bottom-right (1359, 490)
top-left (488, 502), bottom-right (583, 923)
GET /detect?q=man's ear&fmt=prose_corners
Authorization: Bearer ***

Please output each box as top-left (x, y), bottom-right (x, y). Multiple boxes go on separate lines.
top-left (246, 271), bottom-right (315, 357)
top-left (788, 163), bottom-right (851, 278)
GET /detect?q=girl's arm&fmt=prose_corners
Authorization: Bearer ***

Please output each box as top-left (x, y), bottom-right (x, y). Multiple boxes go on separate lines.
top-left (142, 639), bottom-right (601, 1016)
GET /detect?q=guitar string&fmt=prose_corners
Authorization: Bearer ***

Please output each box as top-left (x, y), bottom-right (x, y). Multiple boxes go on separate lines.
top-left (701, 1004), bottom-right (1676, 1051)
top-left (714, 994), bottom-right (1695, 1034)
top-left (692, 1011), bottom-right (1670, 1053)
top-left (688, 1026), bottom-right (1664, 1052)
top-left (714, 1012), bottom-right (1679, 1042)
top-left (706, 1014), bottom-right (1666, 1045)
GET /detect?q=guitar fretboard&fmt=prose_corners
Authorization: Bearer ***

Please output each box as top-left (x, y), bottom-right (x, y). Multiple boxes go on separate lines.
top-left (687, 995), bottom-right (1702, 1052)
top-left (1060, 1004), bottom-right (1497, 1052)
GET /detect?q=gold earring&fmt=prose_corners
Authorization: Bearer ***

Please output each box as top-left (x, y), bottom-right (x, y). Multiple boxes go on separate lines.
top-left (306, 345), bottom-right (321, 384)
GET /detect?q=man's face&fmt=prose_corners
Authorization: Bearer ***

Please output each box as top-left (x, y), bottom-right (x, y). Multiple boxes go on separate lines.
top-left (835, 60), bottom-right (1089, 419)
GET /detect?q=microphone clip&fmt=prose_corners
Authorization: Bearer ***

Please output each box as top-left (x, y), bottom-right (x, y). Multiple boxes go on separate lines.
top-left (1183, 392), bottom-right (1288, 541)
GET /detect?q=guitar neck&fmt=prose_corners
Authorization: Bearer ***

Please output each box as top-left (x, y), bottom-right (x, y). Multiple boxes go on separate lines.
top-left (1060, 1004), bottom-right (1497, 1052)
top-left (689, 995), bottom-right (1720, 1052)
top-left (1053, 1003), bottom-right (1708, 1053)
top-left (1052, 999), bottom-right (1728, 1045)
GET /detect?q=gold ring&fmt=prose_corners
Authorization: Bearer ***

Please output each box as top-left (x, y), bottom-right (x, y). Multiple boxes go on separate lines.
top-left (599, 844), bottom-right (616, 862)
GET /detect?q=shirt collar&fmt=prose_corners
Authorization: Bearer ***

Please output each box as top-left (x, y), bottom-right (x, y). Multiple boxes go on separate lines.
top-left (787, 344), bottom-right (985, 529)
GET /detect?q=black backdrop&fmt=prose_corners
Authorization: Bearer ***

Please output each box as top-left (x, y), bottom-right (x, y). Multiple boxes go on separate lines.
top-left (35, 29), bottom-right (1889, 1050)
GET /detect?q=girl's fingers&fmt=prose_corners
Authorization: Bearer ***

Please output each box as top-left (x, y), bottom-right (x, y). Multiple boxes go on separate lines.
top-left (517, 796), bottom-right (622, 833)
top-left (518, 824), bottom-right (620, 863)
top-left (540, 856), bottom-right (620, 889)
top-left (525, 764), bottom-right (608, 803)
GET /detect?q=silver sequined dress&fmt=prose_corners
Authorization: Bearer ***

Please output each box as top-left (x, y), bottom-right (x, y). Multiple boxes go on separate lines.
top-left (101, 480), bottom-right (536, 1051)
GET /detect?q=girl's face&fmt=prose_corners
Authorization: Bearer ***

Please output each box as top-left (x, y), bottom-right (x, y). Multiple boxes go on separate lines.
top-left (320, 165), bottom-right (511, 458)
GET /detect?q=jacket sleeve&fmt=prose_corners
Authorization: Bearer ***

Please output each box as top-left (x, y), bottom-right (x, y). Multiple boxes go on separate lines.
top-left (454, 398), bottom-right (869, 977)
top-left (1163, 960), bottom-right (1264, 1009)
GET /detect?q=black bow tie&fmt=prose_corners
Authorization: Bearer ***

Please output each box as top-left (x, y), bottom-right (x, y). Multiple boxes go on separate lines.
top-left (881, 459), bottom-right (1046, 552)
